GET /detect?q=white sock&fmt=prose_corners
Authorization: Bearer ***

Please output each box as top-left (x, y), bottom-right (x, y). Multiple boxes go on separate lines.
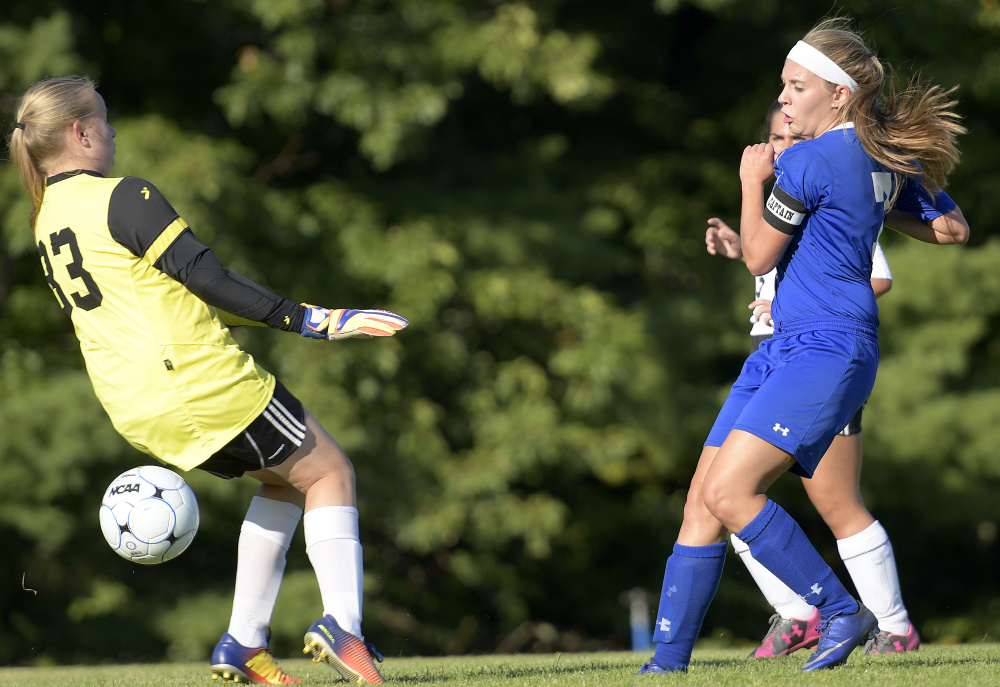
top-left (731, 533), bottom-right (816, 620)
top-left (228, 496), bottom-right (303, 648)
top-left (304, 506), bottom-right (364, 638)
top-left (838, 521), bottom-right (910, 634)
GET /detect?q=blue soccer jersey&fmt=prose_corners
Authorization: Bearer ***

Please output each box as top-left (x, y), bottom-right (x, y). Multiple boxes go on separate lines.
top-left (764, 123), bottom-right (952, 330)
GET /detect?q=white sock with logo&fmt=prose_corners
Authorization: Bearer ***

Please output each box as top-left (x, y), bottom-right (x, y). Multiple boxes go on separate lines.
top-left (731, 533), bottom-right (816, 620)
top-left (228, 496), bottom-right (303, 648)
top-left (304, 505), bottom-right (364, 638)
top-left (838, 520), bottom-right (910, 634)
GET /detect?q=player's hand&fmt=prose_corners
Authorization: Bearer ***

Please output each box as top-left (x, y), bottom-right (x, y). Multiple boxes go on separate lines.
top-left (706, 218), bottom-right (743, 260)
top-left (740, 142), bottom-right (777, 187)
top-left (301, 306), bottom-right (409, 340)
top-left (748, 298), bottom-right (773, 328)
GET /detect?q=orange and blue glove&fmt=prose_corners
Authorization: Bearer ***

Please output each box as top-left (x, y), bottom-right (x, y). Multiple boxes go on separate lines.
top-left (301, 306), bottom-right (409, 340)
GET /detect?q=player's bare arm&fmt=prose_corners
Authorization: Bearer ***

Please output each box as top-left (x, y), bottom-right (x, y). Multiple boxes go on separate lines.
top-left (887, 207), bottom-right (969, 245)
top-left (739, 143), bottom-right (792, 275)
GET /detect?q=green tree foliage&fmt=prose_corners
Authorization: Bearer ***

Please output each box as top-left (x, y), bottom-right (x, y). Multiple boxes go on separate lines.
top-left (216, 0), bottom-right (613, 169)
top-left (0, 0), bottom-right (998, 666)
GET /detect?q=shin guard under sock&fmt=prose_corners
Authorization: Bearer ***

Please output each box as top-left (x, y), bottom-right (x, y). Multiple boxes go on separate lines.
top-left (650, 541), bottom-right (728, 671)
top-left (736, 499), bottom-right (857, 620)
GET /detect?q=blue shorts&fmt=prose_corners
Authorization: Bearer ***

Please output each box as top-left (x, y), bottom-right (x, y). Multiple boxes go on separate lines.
top-left (705, 321), bottom-right (878, 477)
top-left (752, 334), bottom-right (867, 436)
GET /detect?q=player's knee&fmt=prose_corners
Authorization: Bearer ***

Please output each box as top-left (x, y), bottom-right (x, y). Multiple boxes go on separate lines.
top-left (681, 484), bottom-right (715, 528)
top-left (811, 490), bottom-right (863, 522)
top-left (701, 478), bottom-right (738, 528)
top-left (306, 425), bottom-right (355, 476)
top-left (816, 502), bottom-right (873, 540)
top-left (809, 496), bottom-right (839, 524)
top-left (258, 482), bottom-right (306, 507)
top-left (316, 448), bottom-right (356, 484)
top-left (286, 445), bottom-right (356, 494)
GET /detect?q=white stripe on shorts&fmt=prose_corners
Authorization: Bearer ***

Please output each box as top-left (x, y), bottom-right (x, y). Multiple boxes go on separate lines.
top-left (263, 397), bottom-right (307, 447)
top-left (270, 396), bottom-right (307, 438)
top-left (262, 409), bottom-right (304, 451)
top-left (244, 432), bottom-right (266, 468)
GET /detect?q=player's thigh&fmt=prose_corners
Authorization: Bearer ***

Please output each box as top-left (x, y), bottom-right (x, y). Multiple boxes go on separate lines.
top-left (703, 429), bottom-right (795, 530)
top-left (256, 411), bottom-right (355, 492)
top-left (801, 434), bottom-right (873, 538)
top-left (805, 434), bottom-right (863, 504)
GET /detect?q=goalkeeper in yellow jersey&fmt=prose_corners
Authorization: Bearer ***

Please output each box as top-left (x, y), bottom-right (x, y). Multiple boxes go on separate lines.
top-left (10, 76), bottom-right (402, 685)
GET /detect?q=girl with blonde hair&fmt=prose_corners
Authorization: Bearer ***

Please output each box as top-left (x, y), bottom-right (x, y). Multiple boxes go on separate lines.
top-left (640, 17), bottom-right (967, 674)
top-left (12, 76), bottom-right (405, 685)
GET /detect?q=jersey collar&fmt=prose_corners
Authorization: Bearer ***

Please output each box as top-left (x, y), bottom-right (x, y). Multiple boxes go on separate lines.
top-left (816, 122), bottom-right (855, 139)
top-left (47, 169), bottom-right (105, 185)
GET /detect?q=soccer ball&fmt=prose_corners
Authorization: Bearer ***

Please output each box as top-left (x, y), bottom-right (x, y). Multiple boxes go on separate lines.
top-left (99, 465), bottom-right (200, 564)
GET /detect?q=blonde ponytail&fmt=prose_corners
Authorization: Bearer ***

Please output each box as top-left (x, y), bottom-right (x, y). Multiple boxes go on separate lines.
top-left (9, 76), bottom-right (98, 228)
top-left (802, 17), bottom-right (964, 196)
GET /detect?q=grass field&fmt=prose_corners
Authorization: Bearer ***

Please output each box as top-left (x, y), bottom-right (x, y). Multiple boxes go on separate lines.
top-left (2, 645), bottom-right (999, 686)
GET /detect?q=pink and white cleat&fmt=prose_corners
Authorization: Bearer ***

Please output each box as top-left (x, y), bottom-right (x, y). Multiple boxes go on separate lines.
top-left (749, 608), bottom-right (822, 658)
top-left (865, 623), bottom-right (920, 654)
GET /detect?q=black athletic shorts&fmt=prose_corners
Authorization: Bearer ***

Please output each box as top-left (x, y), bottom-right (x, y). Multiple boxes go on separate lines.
top-left (750, 334), bottom-right (865, 438)
top-left (839, 404), bottom-right (864, 437)
top-left (196, 380), bottom-right (307, 479)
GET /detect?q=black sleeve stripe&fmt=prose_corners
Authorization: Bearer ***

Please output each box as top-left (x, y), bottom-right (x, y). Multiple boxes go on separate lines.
top-left (107, 177), bottom-right (180, 257)
top-left (763, 185), bottom-right (807, 235)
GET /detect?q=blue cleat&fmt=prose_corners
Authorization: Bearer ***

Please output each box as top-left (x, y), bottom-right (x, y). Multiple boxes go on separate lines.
top-left (303, 614), bottom-right (384, 684)
top-left (801, 604), bottom-right (878, 671)
top-left (210, 632), bottom-right (302, 684)
top-left (636, 661), bottom-right (686, 674)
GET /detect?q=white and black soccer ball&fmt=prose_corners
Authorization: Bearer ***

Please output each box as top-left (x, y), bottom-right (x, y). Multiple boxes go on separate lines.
top-left (99, 465), bottom-right (200, 564)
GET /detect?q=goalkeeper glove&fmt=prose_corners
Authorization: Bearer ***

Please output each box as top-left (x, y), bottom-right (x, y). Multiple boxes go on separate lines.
top-left (301, 306), bottom-right (409, 340)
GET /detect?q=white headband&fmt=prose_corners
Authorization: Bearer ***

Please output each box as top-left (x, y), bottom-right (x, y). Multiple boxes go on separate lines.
top-left (787, 40), bottom-right (858, 93)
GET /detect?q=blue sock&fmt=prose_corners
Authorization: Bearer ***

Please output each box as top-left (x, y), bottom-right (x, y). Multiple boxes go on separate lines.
top-left (650, 541), bottom-right (727, 671)
top-left (736, 499), bottom-right (858, 619)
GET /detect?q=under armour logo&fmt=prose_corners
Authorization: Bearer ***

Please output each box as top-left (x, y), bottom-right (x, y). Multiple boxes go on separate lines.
top-left (658, 617), bottom-right (672, 634)
top-left (782, 623), bottom-right (804, 644)
top-left (665, 585), bottom-right (678, 597)
top-left (773, 422), bottom-right (790, 436)
top-left (802, 583), bottom-right (823, 599)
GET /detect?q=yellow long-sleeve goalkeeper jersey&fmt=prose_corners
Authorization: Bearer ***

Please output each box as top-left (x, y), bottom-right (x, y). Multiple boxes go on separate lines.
top-left (34, 170), bottom-right (296, 470)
